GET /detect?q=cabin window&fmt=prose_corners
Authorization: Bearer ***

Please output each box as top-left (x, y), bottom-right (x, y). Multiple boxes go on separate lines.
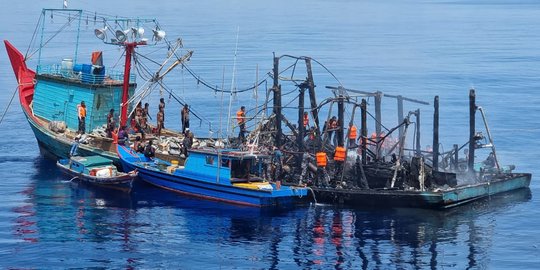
top-left (221, 158), bottom-right (230, 168)
top-left (206, 156), bottom-right (215, 165)
top-left (231, 160), bottom-right (251, 179)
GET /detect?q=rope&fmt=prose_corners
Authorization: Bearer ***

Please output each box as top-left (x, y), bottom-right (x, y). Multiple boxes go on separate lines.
top-left (0, 87), bottom-right (18, 126)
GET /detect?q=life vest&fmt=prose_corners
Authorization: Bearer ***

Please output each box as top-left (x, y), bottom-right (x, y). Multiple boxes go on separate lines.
top-left (303, 113), bottom-right (309, 127)
top-left (334, 146), bottom-right (346, 162)
top-left (316, 152), bottom-right (327, 167)
top-left (112, 130), bottom-right (118, 144)
top-left (349, 125), bottom-right (357, 139)
top-left (78, 105), bottom-right (86, 118)
top-left (236, 110), bottom-right (245, 124)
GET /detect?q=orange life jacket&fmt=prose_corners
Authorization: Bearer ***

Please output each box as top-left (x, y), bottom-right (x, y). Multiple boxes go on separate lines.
top-left (349, 126), bottom-right (357, 139)
top-left (78, 105), bottom-right (86, 118)
top-left (236, 110), bottom-right (245, 124)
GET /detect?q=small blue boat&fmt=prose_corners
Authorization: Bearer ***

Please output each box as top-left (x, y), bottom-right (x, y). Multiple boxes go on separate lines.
top-left (117, 145), bottom-right (309, 207)
top-left (57, 155), bottom-right (137, 192)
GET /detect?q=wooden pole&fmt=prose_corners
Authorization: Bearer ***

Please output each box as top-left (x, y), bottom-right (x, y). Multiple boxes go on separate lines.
top-left (337, 94), bottom-right (344, 147)
top-left (468, 89), bottom-right (476, 173)
top-left (433, 96), bottom-right (439, 171)
top-left (453, 144), bottom-right (459, 170)
top-left (273, 57), bottom-right (282, 147)
top-left (305, 58), bottom-right (320, 137)
top-left (375, 91), bottom-right (382, 136)
top-left (397, 95), bottom-right (404, 141)
top-left (361, 99), bottom-right (368, 165)
top-left (298, 87), bottom-right (305, 153)
top-left (415, 109), bottom-right (421, 156)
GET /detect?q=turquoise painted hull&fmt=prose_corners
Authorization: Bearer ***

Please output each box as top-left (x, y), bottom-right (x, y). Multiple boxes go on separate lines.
top-left (24, 109), bottom-right (118, 162)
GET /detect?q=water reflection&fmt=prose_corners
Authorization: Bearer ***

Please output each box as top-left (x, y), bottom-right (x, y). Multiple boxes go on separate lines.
top-left (10, 156), bottom-right (532, 269)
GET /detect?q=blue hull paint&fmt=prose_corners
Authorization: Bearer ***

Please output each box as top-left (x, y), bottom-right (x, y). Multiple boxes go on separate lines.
top-left (118, 146), bottom-right (308, 207)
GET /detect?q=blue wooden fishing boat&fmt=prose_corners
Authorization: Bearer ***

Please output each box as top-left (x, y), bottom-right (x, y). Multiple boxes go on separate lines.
top-left (4, 9), bottom-right (173, 162)
top-left (57, 155), bottom-right (137, 192)
top-left (117, 145), bottom-right (309, 207)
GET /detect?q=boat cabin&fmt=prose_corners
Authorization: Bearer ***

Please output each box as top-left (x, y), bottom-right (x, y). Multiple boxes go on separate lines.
top-left (175, 149), bottom-right (269, 184)
top-left (32, 54), bottom-right (136, 132)
top-left (68, 155), bottom-right (115, 174)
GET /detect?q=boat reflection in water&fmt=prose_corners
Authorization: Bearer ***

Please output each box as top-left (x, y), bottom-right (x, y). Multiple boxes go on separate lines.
top-left (9, 157), bottom-right (532, 269)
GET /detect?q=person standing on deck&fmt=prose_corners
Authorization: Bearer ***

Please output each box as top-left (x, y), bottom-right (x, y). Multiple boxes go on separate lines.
top-left (159, 98), bottom-right (166, 128)
top-left (156, 107), bottom-right (164, 136)
top-left (69, 135), bottom-right (81, 157)
top-left (236, 106), bottom-right (246, 141)
top-left (326, 116), bottom-right (337, 145)
top-left (77, 101), bottom-right (86, 134)
top-left (143, 103), bottom-right (151, 120)
top-left (181, 104), bottom-right (190, 135)
top-left (118, 126), bottom-right (129, 145)
top-left (106, 109), bottom-right (116, 138)
top-left (303, 112), bottom-right (309, 129)
top-left (135, 102), bottom-right (143, 125)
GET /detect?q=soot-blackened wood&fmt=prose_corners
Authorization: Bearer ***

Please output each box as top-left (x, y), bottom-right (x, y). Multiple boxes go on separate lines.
top-left (468, 89), bottom-right (476, 173)
top-left (305, 58), bottom-right (320, 141)
top-left (433, 96), bottom-right (439, 171)
top-left (273, 57), bottom-right (282, 147)
top-left (361, 99), bottom-right (368, 165)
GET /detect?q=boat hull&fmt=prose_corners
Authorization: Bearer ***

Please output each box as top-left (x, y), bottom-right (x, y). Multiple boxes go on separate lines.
top-left (117, 146), bottom-right (308, 207)
top-left (25, 110), bottom-right (119, 162)
top-left (312, 173), bottom-right (532, 209)
top-left (56, 160), bottom-right (134, 192)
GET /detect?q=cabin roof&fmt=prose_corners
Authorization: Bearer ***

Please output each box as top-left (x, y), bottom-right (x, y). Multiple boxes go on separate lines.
top-left (71, 156), bottom-right (113, 167)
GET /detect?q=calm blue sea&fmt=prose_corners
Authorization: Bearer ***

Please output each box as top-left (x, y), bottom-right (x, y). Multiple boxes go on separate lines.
top-left (1, 0), bottom-right (539, 269)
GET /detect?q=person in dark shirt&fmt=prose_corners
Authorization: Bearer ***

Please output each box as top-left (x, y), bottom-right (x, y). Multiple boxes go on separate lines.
top-left (144, 140), bottom-right (155, 158)
top-left (118, 126), bottom-right (129, 145)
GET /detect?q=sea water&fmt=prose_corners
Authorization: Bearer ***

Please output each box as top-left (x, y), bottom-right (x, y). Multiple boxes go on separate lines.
top-left (0, 0), bottom-right (539, 268)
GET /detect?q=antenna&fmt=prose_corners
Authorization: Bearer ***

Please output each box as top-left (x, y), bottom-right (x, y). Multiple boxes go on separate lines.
top-left (226, 26), bottom-right (240, 138)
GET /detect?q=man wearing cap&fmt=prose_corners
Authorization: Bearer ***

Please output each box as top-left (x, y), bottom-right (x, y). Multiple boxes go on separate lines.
top-left (77, 101), bottom-right (86, 134)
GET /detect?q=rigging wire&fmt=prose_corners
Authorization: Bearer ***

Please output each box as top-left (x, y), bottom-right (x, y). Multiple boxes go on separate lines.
top-left (0, 87), bottom-right (19, 126)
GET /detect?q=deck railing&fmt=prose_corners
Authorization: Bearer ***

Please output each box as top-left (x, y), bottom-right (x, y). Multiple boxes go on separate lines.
top-left (37, 64), bottom-right (136, 85)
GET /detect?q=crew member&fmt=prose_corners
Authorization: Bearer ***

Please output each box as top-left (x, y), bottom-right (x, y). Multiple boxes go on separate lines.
top-left (106, 109), bottom-right (116, 138)
top-left (69, 135), bottom-right (81, 157)
top-left (144, 140), bottom-right (155, 159)
top-left (158, 98), bottom-right (165, 128)
top-left (348, 125), bottom-right (357, 148)
top-left (236, 106), bottom-right (246, 141)
top-left (118, 126), bottom-right (128, 145)
top-left (77, 101), bottom-right (86, 134)
top-left (135, 102), bottom-right (143, 125)
top-left (181, 104), bottom-right (190, 134)
top-left (156, 107), bottom-right (164, 136)
top-left (303, 112), bottom-right (309, 128)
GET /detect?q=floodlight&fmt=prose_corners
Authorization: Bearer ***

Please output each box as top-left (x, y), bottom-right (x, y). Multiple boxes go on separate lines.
top-left (94, 27), bottom-right (107, 41)
top-left (115, 29), bottom-right (131, 43)
top-left (131, 27), bottom-right (145, 38)
top-left (152, 29), bottom-right (166, 42)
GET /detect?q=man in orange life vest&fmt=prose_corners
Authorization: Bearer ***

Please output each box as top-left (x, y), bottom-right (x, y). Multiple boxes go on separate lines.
top-left (236, 106), bottom-right (246, 141)
top-left (77, 101), bottom-right (86, 134)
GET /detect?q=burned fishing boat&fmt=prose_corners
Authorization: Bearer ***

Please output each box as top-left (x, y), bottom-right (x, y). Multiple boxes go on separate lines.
top-left (241, 55), bottom-right (531, 209)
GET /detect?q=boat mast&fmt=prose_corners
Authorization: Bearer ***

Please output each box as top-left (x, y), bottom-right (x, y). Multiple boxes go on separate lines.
top-left (120, 42), bottom-right (143, 128)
